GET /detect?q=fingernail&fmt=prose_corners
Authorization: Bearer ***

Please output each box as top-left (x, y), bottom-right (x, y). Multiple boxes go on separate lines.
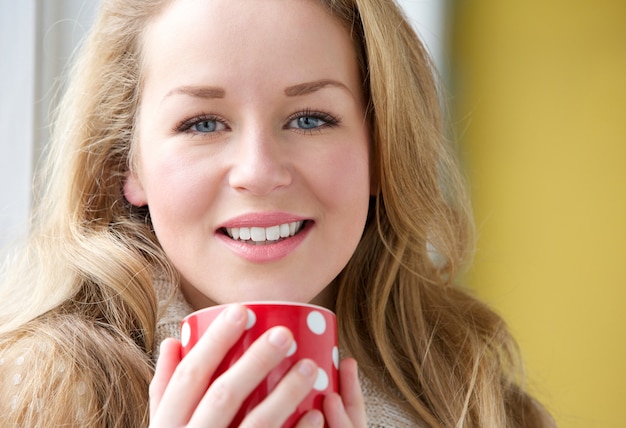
top-left (224, 304), bottom-right (244, 323)
top-left (306, 410), bottom-right (323, 426)
top-left (297, 359), bottom-right (316, 377)
top-left (268, 327), bottom-right (290, 348)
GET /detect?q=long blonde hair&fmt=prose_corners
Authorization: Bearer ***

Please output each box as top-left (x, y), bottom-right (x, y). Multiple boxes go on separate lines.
top-left (0, 0), bottom-right (553, 426)
top-left (0, 0), bottom-right (171, 425)
top-left (331, 1), bottom-right (553, 426)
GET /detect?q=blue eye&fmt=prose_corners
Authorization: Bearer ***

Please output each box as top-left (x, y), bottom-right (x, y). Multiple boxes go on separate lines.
top-left (175, 115), bottom-right (228, 135)
top-left (191, 119), bottom-right (224, 133)
top-left (287, 110), bottom-right (339, 132)
top-left (295, 116), bottom-right (325, 129)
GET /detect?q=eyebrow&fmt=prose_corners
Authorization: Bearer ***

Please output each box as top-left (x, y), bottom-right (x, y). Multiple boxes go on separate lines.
top-left (163, 79), bottom-right (351, 102)
top-left (164, 85), bottom-right (226, 101)
top-left (284, 79), bottom-right (351, 97)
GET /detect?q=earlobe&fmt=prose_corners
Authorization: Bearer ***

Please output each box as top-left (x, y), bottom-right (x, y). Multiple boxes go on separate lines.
top-left (123, 173), bottom-right (148, 207)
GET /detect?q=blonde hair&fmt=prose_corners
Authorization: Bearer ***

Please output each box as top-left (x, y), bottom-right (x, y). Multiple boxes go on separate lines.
top-left (1, 0), bottom-right (172, 425)
top-left (329, 1), bottom-right (553, 426)
top-left (0, 0), bottom-right (553, 426)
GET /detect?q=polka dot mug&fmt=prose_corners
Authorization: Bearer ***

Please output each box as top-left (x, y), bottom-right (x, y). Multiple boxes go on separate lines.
top-left (180, 302), bottom-right (339, 427)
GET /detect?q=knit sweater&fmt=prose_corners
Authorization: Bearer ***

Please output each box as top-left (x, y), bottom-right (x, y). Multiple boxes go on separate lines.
top-left (154, 282), bottom-right (424, 427)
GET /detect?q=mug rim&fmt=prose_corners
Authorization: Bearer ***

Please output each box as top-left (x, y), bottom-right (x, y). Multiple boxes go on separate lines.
top-left (184, 301), bottom-right (336, 321)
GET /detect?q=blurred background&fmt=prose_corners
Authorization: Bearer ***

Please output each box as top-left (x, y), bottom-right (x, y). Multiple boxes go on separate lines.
top-left (1, 1), bottom-right (625, 426)
top-left (449, 2), bottom-right (626, 427)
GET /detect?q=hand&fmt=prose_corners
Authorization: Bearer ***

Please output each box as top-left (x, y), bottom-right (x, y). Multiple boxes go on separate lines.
top-left (149, 304), bottom-right (323, 427)
top-left (321, 358), bottom-right (367, 427)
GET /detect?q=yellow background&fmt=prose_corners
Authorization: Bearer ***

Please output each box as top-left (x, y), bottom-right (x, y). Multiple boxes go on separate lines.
top-left (450, 1), bottom-right (626, 426)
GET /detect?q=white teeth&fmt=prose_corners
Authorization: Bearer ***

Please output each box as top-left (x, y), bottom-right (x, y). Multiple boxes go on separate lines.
top-left (239, 227), bottom-right (251, 240)
top-left (266, 225), bottom-right (280, 241)
top-left (250, 227), bottom-right (265, 241)
top-left (225, 221), bottom-right (304, 243)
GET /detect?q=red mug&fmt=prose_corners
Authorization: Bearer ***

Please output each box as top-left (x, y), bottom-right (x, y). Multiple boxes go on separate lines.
top-left (180, 302), bottom-right (339, 427)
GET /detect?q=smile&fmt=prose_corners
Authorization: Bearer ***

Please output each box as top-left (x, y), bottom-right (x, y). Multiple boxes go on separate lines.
top-left (223, 221), bottom-right (306, 245)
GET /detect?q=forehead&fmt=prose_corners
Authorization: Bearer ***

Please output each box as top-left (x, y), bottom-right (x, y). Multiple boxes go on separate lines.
top-left (140, 0), bottom-right (358, 89)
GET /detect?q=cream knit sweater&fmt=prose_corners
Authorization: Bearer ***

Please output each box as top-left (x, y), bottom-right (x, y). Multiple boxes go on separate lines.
top-left (154, 281), bottom-right (423, 428)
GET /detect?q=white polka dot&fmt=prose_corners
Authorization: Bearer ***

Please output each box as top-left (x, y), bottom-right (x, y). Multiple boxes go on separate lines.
top-left (58, 362), bottom-right (66, 373)
top-left (245, 308), bottom-right (257, 330)
top-left (180, 321), bottom-right (191, 348)
top-left (313, 368), bottom-right (329, 391)
top-left (0, 357), bottom-right (4, 365)
top-left (307, 311), bottom-right (326, 335)
top-left (76, 407), bottom-right (86, 421)
top-left (12, 373), bottom-right (22, 385)
top-left (332, 346), bottom-right (339, 370)
top-left (15, 355), bottom-right (25, 365)
top-left (287, 340), bottom-right (297, 357)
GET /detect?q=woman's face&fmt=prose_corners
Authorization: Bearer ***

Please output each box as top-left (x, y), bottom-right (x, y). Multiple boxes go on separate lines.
top-left (126, 0), bottom-right (370, 309)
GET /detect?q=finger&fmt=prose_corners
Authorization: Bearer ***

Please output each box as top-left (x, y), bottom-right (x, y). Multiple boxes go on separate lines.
top-left (149, 338), bottom-right (181, 420)
top-left (188, 326), bottom-right (296, 426)
top-left (153, 303), bottom-right (248, 425)
top-left (241, 358), bottom-right (319, 427)
top-left (338, 358), bottom-right (366, 426)
top-left (322, 393), bottom-right (349, 427)
top-left (294, 410), bottom-right (324, 428)
top-left (323, 358), bottom-right (367, 427)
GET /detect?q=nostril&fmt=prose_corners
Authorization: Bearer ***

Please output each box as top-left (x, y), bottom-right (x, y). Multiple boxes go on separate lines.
top-left (227, 152), bottom-right (292, 195)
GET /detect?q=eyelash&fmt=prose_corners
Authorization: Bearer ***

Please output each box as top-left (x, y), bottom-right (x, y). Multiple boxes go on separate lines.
top-left (174, 113), bottom-right (228, 135)
top-left (174, 109), bottom-right (341, 137)
top-left (285, 109), bottom-right (341, 134)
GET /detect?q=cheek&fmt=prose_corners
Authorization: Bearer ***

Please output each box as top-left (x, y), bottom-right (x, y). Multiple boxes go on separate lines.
top-left (303, 140), bottom-right (371, 262)
top-left (320, 143), bottom-right (370, 206)
top-left (142, 154), bottom-right (218, 223)
top-left (315, 142), bottom-right (370, 273)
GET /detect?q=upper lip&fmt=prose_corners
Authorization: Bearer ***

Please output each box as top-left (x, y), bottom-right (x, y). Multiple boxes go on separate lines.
top-left (217, 212), bottom-right (309, 230)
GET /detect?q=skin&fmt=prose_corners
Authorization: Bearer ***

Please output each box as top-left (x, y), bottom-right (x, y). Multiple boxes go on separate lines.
top-left (126, 0), bottom-right (370, 425)
top-left (125, 0), bottom-right (371, 310)
top-left (150, 304), bottom-right (367, 427)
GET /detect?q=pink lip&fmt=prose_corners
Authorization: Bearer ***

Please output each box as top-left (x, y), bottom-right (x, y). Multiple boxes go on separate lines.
top-left (218, 212), bottom-right (307, 229)
top-left (216, 212), bottom-right (312, 263)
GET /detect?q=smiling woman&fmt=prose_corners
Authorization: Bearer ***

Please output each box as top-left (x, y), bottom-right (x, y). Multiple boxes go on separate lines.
top-left (0, 0), bottom-right (553, 427)
top-left (124, 0), bottom-right (370, 309)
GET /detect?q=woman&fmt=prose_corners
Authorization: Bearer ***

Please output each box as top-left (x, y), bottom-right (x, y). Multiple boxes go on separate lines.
top-left (0, 0), bottom-right (554, 426)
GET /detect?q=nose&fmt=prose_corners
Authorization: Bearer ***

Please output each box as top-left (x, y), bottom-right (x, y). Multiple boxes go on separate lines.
top-left (227, 127), bottom-right (292, 195)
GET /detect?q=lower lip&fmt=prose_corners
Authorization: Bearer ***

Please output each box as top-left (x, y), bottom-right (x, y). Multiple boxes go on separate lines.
top-left (216, 222), bottom-right (312, 263)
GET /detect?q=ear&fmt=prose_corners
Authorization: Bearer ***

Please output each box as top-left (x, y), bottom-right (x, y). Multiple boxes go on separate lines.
top-left (123, 173), bottom-right (148, 207)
